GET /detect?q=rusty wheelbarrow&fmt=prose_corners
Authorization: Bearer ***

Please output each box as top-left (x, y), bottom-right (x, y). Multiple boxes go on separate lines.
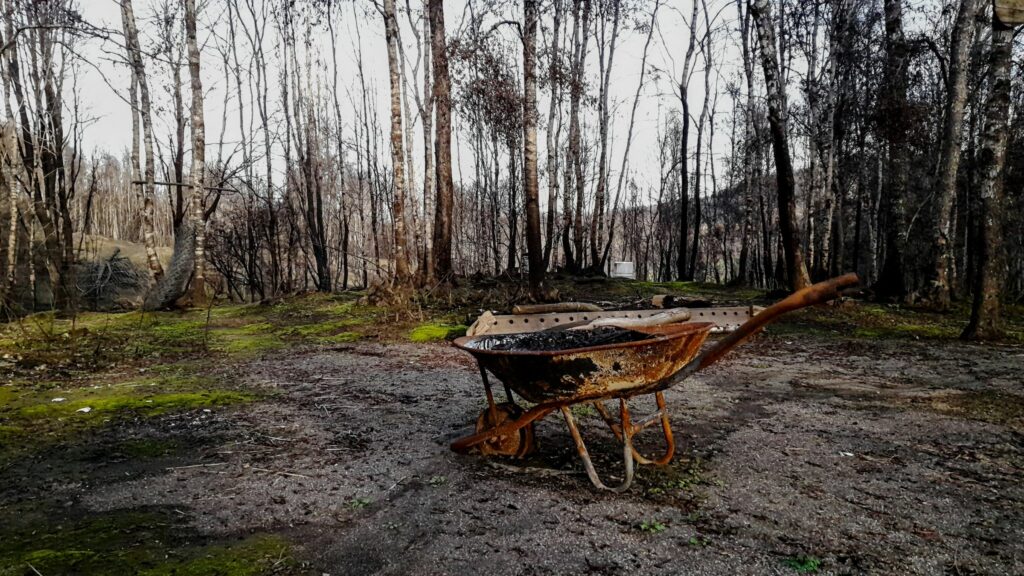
top-left (450, 273), bottom-right (859, 492)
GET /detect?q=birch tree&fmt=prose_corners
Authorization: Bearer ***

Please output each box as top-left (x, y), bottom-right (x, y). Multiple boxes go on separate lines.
top-left (523, 0), bottom-right (545, 298)
top-left (184, 0), bottom-right (206, 303)
top-left (749, 0), bottom-right (811, 290)
top-left (383, 0), bottom-right (411, 285)
top-left (119, 0), bottom-right (164, 281)
top-left (927, 0), bottom-right (981, 309)
top-left (962, 13), bottom-right (1013, 340)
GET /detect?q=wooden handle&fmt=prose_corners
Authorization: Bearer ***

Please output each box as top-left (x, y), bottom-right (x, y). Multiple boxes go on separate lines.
top-left (694, 273), bottom-right (860, 371)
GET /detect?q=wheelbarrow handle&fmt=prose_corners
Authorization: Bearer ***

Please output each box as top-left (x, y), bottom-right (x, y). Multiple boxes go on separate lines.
top-left (686, 273), bottom-right (860, 375)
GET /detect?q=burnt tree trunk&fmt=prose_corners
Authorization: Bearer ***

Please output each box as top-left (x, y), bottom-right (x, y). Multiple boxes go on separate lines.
top-left (874, 0), bottom-right (910, 300)
top-left (429, 0), bottom-right (455, 282)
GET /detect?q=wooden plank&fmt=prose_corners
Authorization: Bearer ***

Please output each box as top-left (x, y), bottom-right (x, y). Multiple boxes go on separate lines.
top-left (996, 0), bottom-right (1024, 26)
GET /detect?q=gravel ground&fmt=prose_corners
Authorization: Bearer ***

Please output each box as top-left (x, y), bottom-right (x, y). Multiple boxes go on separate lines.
top-left (64, 334), bottom-right (1024, 574)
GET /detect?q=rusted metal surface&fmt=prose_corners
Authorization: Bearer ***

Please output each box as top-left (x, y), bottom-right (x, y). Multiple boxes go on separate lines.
top-left (594, 392), bottom-right (674, 466)
top-left (690, 273), bottom-right (859, 373)
top-left (561, 399), bottom-right (635, 493)
top-left (466, 306), bottom-right (761, 337)
top-left (454, 322), bottom-right (713, 404)
top-left (452, 274), bottom-right (862, 492)
top-left (474, 402), bottom-right (536, 458)
top-left (450, 403), bottom-right (555, 453)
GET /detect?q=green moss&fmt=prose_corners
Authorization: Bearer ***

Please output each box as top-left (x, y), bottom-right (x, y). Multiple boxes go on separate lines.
top-left (18, 391), bottom-right (255, 420)
top-left (278, 319), bottom-right (360, 338)
top-left (117, 438), bottom-right (181, 458)
top-left (318, 331), bottom-right (361, 344)
top-left (852, 322), bottom-right (956, 340)
top-left (233, 322), bottom-right (275, 334)
top-left (923, 390), bottom-right (1024, 427)
top-left (0, 506), bottom-right (293, 576)
top-left (204, 304), bottom-right (263, 320)
top-left (210, 333), bottom-right (284, 356)
top-left (773, 302), bottom-right (1003, 342)
top-left (0, 424), bottom-right (24, 444)
top-left (150, 319), bottom-right (206, 340)
top-left (138, 536), bottom-right (292, 576)
top-left (0, 373), bottom-right (256, 453)
top-left (409, 323), bottom-right (468, 342)
top-left (0, 385), bottom-right (16, 406)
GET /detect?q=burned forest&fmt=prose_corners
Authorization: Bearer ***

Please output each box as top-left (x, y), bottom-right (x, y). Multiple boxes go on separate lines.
top-left (0, 0), bottom-right (1022, 574)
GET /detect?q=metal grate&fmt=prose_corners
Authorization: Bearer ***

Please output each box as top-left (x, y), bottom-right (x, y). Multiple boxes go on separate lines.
top-left (467, 306), bottom-right (763, 336)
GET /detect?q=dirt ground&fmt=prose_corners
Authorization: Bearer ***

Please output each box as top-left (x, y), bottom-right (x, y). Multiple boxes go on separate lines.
top-left (5, 326), bottom-right (1019, 575)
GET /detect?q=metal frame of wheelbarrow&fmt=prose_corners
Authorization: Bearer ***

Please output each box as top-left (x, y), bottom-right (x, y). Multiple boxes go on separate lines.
top-left (451, 274), bottom-right (860, 492)
top-left (452, 362), bottom-right (683, 491)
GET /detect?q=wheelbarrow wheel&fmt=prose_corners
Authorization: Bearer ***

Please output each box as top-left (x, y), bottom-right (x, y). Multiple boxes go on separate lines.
top-left (475, 402), bottom-right (537, 458)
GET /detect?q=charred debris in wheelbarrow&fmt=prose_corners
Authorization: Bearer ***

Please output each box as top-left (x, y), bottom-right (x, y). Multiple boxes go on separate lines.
top-left (466, 326), bottom-right (653, 352)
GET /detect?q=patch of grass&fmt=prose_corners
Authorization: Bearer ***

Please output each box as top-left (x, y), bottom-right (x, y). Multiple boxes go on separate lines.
top-left (644, 457), bottom-right (717, 497)
top-left (317, 331), bottom-right (361, 344)
top-left (348, 497), bottom-right (372, 510)
top-left (409, 322), bottom-right (467, 342)
top-left (233, 321), bottom-right (275, 334)
top-left (637, 520), bottom-right (667, 534)
top-left (0, 373), bottom-right (256, 461)
top-left (923, 390), bottom-right (1024, 428)
top-left (137, 535), bottom-right (293, 576)
top-left (0, 424), bottom-right (24, 443)
top-left (783, 555), bottom-right (822, 573)
top-left (277, 318), bottom-right (361, 338)
top-left (18, 390), bottom-right (255, 420)
top-left (209, 332), bottom-right (285, 356)
top-left (633, 281), bottom-right (763, 301)
top-left (0, 505), bottom-right (293, 576)
top-left (774, 301), bottom-right (1024, 344)
top-left (571, 404), bottom-right (597, 418)
top-left (116, 438), bottom-right (181, 458)
top-left (149, 319), bottom-right (207, 342)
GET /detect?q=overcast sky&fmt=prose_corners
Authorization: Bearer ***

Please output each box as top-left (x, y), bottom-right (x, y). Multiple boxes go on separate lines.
top-left (76, 0), bottom-right (744, 204)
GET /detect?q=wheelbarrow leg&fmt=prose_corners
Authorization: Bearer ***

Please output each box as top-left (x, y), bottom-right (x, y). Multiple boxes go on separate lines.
top-left (593, 392), bottom-right (675, 466)
top-left (561, 398), bottom-right (635, 493)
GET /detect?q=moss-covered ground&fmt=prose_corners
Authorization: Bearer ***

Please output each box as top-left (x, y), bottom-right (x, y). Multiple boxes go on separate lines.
top-left (0, 503), bottom-right (295, 576)
top-left (0, 280), bottom-right (1020, 574)
top-left (0, 290), bottom-right (487, 575)
top-left (771, 300), bottom-right (1024, 344)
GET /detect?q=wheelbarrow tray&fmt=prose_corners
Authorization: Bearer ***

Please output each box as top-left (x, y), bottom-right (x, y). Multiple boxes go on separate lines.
top-left (452, 322), bottom-right (714, 404)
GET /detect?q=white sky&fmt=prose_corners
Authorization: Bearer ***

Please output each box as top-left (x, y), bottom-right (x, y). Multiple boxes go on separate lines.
top-left (75, 0), bottom-right (748, 205)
